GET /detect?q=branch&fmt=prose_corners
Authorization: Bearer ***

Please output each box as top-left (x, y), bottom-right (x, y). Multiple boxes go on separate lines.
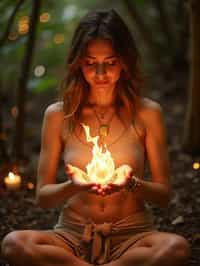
top-left (0, 0), bottom-right (26, 48)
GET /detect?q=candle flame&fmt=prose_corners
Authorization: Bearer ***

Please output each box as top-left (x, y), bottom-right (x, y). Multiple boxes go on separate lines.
top-left (81, 123), bottom-right (115, 185)
top-left (8, 172), bottom-right (16, 180)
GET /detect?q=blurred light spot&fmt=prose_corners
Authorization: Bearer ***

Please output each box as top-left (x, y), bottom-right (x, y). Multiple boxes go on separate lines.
top-left (20, 16), bottom-right (29, 23)
top-left (8, 32), bottom-right (18, 41)
top-left (34, 65), bottom-right (46, 77)
top-left (18, 16), bottom-right (29, 35)
top-left (53, 34), bottom-right (64, 44)
top-left (40, 12), bottom-right (50, 23)
top-left (0, 132), bottom-right (7, 140)
top-left (27, 182), bottom-right (34, 190)
top-left (11, 106), bottom-right (18, 118)
top-left (63, 5), bottom-right (77, 21)
top-left (193, 162), bottom-right (200, 170)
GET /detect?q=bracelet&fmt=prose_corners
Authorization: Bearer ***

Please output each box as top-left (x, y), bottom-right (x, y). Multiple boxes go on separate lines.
top-left (125, 175), bottom-right (141, 192)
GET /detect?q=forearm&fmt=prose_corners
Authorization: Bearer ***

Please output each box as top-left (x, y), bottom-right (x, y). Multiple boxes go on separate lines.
top-left (136, 179), bottom-right (172, 208)
top-left (36, 180), bottom-right (80, 208)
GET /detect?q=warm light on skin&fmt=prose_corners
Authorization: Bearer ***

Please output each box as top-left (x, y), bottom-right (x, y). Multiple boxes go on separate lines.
top-left (80, 39), bottom-right (122, 100)
top-left (67, 123), bottom-right (133, 190)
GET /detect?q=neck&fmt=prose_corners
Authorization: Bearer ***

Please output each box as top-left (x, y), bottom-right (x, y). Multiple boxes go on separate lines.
top-left (87, 90), bottom-right (116, 107)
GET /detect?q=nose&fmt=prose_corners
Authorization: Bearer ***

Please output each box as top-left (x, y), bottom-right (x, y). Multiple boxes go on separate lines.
top-left (96, 63), bottom-right (106, 76)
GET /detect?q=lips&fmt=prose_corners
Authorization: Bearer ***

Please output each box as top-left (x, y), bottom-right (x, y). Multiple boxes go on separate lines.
top-left (95, 81), bottom-right (109, 85)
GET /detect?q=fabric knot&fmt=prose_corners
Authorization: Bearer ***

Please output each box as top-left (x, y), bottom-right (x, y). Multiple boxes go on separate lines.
top-left (93, 222), bottom-right (112, 236)
top-left (82, 222), bottom-right (112, 264)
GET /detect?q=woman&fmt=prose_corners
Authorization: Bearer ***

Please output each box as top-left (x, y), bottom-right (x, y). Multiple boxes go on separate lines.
top-left (1, 8), bottom-right (191, 266)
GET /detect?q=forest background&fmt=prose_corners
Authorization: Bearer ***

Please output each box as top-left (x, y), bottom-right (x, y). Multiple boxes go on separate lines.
top-left (0, 1), bottom-right (200, 265)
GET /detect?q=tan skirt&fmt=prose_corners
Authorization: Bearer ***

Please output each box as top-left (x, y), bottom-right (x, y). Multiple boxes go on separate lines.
top-left (53, 209), bottom-right (158, 265)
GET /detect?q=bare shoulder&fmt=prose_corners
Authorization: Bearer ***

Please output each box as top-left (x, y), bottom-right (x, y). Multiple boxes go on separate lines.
top-left (139, 97), bottom-right (162, 113)
top-left (44, 101), bottom-right (64, 122)
top-left (138, 97), bottom-right (163, 122)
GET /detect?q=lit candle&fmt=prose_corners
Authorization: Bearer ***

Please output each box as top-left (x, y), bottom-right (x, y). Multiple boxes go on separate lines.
top-left (4, 172), bottom-right (21, 190)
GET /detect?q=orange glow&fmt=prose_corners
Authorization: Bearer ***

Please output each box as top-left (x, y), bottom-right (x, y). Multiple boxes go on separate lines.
top-left (18, 16), bottom-right (29, 35)
top-left (193, 162), bottom-right (200, 170)
top-left (82, 123), bottom-right (115, 185)
top-left (4, 172), bottom-right (21, 190)
top-left (53, 34), bottom-right (65, 44)
top-left (27, 182), bottom-right (34, 190)
top-left (40, 12), bottom-right (50, 23)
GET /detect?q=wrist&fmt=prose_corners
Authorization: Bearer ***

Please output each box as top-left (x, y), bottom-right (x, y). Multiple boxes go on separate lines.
top-left (125, 176), bottom-right (141, 192)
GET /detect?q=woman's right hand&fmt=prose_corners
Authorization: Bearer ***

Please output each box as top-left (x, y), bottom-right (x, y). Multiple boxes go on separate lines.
top-left (65, 164), bottom-right (99, 193)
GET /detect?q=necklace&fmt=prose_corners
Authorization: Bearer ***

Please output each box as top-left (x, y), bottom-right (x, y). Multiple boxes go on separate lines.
top-left (93, 107), bottom-right (115, 140)
top-left (74, 123), bottom-right (127, 148)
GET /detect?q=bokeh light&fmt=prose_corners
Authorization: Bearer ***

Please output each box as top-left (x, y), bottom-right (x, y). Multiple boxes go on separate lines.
top-left (53, 34), bottom-right (65, 44)
top-left (18, 16), bottom-right (29, 35)
top-left (34, 65), bottom-right (46, 77)
top-left (40, 12), bottom-right (51, 23)
top-left (8, 32), bottom-right (18, 41)
top-left (193, 162), bottom-right (200, 170)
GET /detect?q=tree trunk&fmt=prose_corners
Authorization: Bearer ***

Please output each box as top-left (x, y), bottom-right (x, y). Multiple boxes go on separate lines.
top-left (13, 0), bottom-right (42, 160)
top-left (123, 0), bottom-right (161, 66)
top-left (153, 0), bottom-right (176, 52)
top-left (0, 0), bottom-right (26, 48)
top-left (0, 96), bottom-right (9, 162)
top-left (183, 0), bottom-right (200, 153)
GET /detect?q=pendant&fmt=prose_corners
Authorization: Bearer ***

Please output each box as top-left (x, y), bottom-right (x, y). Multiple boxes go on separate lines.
top-left (99, 124), bottom-right (109, 138)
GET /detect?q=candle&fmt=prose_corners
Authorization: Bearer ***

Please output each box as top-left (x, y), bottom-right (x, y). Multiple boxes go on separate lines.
top-left (4, 172), bottom-right (21, 190)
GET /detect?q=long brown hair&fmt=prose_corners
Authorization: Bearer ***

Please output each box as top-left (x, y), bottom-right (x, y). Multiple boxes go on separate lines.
top-left (59, 8), bottom-right (145, 133)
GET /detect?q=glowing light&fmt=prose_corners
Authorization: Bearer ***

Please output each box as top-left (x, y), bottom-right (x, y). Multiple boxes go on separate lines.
top-left (82, 123), bottom-right (115, 185)
top-left (4, 172), bottom-right (21, 190)
top-left (34, 65), bottom-right (46, 77)
top-left (66, 124), bottom-right (133, 189)
top-left (11, 106), bottom-right (18, 118)
top-left (18, 16), bottom-right (29, 35)
top-left (193, 162), bottom-right (200, 170)
top-left (8, 32), bottom-right (18, 41)
top-left (40, 12), bottom-right (50, 23)
top-left (27, 182), bottom-right (34, 190)
top-left (53, 34), bottom-right (65, 44)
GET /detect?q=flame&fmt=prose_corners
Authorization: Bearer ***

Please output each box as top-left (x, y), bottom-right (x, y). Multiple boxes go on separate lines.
top-left (8, 172), bottom-right (16, 180)
top-left (81, 123), bottom-right (115, 185)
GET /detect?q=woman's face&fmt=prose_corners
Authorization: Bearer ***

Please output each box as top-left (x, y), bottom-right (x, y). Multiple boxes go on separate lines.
top-left (80, 39), bottom-right (122, 91)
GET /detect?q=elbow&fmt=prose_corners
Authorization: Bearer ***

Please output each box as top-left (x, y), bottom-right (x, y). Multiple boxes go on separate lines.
top-left (159, 187), bottom-right (172, 208)
top-left (35, 191), bottom-right (50, 209)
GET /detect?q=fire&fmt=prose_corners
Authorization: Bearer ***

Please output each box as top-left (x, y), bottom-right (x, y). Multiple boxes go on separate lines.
top-left (81, 123), bottom-right (115, 185)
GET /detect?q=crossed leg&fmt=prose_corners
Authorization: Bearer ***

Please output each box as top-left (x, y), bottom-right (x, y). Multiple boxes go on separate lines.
top-left (103, 231), bottom-right (191, 266)
top-left (1, 230), bottom-right (92, 266)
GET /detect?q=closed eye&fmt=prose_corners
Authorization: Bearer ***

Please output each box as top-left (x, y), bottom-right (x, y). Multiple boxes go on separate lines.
top-left (85, 61), bottom-right (117, 66)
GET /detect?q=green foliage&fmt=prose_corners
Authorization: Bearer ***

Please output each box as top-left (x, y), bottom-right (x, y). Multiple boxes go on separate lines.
top-left (28, 76), bottom-right (58, 93)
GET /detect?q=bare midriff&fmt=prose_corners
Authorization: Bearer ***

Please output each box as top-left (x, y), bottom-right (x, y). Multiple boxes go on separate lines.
top-left (61, 106), bottom-right (147, 224)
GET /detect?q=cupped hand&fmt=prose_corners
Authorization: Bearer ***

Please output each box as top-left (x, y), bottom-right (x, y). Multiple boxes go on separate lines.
top-left (100, 164), bottom-right (133, 195)
top-left (65, 164), bottom-right (97, 192)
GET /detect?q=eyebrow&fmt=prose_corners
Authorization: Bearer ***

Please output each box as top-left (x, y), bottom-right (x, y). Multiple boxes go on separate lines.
top-left (85, 55), bottom-right (117, 59)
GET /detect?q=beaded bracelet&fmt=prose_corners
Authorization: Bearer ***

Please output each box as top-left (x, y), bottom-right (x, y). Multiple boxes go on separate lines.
top-left (125, 175), bottom-right (141, 192)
